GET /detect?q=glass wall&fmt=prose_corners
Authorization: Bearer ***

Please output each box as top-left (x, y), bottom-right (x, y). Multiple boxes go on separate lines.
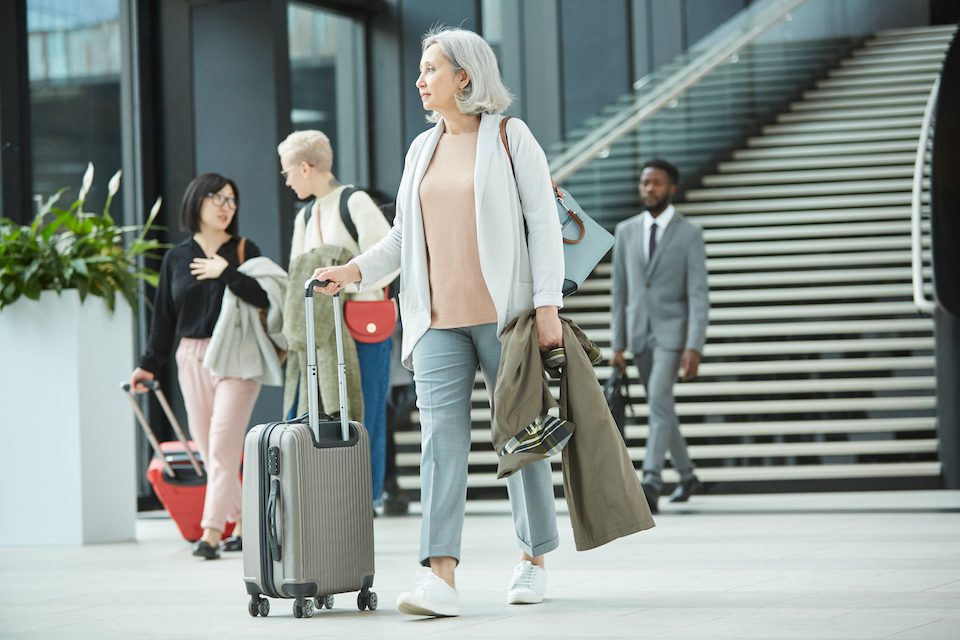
top-left (27, 0), bottom-right (122, 211)
top-left (287, 2), bottom-right (367, 183)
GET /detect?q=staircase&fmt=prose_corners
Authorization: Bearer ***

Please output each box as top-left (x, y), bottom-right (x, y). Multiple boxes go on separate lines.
top-left (394, 24), bottom-right (955, 497)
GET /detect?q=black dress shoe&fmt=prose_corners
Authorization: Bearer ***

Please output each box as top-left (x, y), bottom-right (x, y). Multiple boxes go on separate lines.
top-left (222, 535), bottom-right (242, 552)
top-left (641, 483), bottom-right (659, 515)
top-left (669, 476), bottom-right (702, 503)
top-left (192, 540), bottom-right (220, 560)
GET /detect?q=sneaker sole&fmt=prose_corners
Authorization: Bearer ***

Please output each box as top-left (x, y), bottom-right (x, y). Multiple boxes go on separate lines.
top-left (397, 599), bottom-right (460, 617)
top-left (507, 593), bottom-right (544, 605)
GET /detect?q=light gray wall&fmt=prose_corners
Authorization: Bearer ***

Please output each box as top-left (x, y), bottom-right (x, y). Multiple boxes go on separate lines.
top-left (521, 0), bottom-right (563, 147)
top-left (559, 0), bottom-right (632, 136)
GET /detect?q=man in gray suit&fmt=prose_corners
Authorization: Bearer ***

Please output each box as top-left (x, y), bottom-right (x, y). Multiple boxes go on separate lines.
top-left (610, 158), bottom-right (709, 514)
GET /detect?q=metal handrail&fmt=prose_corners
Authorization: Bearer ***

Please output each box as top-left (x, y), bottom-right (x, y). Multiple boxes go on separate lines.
top-left (549, 0), bottom-right (808, 183)
top-left (911, 76), bottom-right (939, 315)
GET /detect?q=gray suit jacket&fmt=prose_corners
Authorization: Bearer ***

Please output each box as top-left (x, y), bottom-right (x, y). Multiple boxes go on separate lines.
top-left (611, 211), bottom-right (708, 354)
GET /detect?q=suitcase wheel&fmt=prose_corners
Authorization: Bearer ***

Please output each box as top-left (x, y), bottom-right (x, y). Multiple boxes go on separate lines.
top-left (315, 594), bottom-right (334, 610)
top-left (293, 597), bottom-right (315, 618)
top-left (248, 596), bottom-right (269, 617)
top-left (358, 589), bottom-right (378, 611)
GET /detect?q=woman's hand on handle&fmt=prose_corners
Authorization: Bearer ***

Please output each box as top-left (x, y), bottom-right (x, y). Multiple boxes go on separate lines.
top-left (129, 368), bottom-right (154, 394)
top-left (535, 306), bottom-right (563, 352)
top-left (308, 262), bottom-right (362, 296)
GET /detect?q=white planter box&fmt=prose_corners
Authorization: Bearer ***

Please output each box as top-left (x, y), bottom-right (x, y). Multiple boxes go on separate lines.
top-left (0, 290), bottom-right (136, 545)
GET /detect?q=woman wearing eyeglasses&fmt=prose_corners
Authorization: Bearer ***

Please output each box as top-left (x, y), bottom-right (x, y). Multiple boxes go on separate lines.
top-left (129, 173), bottom-right (269, 560)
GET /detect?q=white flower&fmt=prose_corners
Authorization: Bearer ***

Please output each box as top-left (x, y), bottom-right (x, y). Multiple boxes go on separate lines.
top-left (147, 197), bottom-right (162, 224)
top-left (79, 162), bottom-right (94, 202)
top-left (107, 169), bottom-right (122, 197)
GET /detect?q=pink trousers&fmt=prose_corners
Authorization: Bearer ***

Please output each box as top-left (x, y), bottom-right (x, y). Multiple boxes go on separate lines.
top-left (176, 338), bottom-right (261, 532)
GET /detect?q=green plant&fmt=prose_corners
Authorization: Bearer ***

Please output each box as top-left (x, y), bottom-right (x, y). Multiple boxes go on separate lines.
top-left (0, 163), bottom-right (167, 311)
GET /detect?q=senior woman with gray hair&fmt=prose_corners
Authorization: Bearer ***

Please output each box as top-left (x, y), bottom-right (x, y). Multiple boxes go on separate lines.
top-left (312, 26), bottom-right (564, 617)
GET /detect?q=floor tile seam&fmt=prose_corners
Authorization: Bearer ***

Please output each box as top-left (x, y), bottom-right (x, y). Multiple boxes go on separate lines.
top-left (877, 617), bottom-right (945, 639)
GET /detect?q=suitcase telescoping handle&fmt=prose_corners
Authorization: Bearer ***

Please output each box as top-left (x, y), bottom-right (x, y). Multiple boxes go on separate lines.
top-left (120, 380), bottom-right (205, 478)
top-left (305, 279), bottom-right (350, 442)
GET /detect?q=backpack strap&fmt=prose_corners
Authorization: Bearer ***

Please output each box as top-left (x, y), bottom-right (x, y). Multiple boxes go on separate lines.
top-left (338, 186), bottom-right (360, 244)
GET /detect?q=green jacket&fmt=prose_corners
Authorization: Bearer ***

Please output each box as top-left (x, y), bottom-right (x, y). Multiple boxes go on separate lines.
top-left (283, 246), bottom-right (364, 422)
top-left (493, 308), bottom-right (655, 551)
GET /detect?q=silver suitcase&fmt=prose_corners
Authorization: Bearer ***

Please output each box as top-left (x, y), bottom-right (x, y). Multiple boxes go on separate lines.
top-left (242, 279), bottom-right (376, 618)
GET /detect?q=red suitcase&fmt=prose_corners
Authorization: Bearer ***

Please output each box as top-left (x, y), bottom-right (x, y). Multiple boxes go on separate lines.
top-left (122, 381), bottom-right (235, 542)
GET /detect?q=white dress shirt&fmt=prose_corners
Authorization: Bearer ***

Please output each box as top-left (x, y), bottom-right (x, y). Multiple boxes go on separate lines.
top-left (642, 204), bottom-right (676, 263)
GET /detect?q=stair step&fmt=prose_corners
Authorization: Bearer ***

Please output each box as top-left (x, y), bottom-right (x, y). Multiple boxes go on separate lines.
top-left (395, 462), bottom-right (941, 490)
top-left (395, 417), bottom-right (936, 446)
top-left (593, 263), bottom-right (925, 286)
top-left (700, 336), bottom-right (930, 357)
top-left (456, 396), bottom-right (935, 424)
top-left (567, 283), bottom-right (917, 309)
top-left (828, 61), bottom-right (945, 77)
top-left (687, 179), bottom-right (912, 202)
top-left (627, 418), bottom-right (936, 439)
top-left (702, 166), bottom-right (912, 186)
top-left (397, 439), bottom-right (938, 469)
top-left (778, 105), bottom-right (925, 122)
top-left (873, 24), bottom-right (957, 37)
top-left (762, 117), bottom-right (921, 135)
top-left (804, 83), bottom-right (936, 99)
top-left (587, 320), bottom-right (932, 342)
top-left (792, 94), bottom-right (928, 110)
top-left (686, 179), bottom-right (914, 201)
top-left (717, 152), bottom-right (915, 172)
top-left (841, 53), bottom-right (946, 69)
top-left (707, 236), bottom-right (923, 256)
top-left (704, 220), bottom-right (919, 242)
top-left (853, 43), bottom-right (952, 58)
top-left (689, 205), bottom-right (915, 226)
top-left (733, 140), bottom-right (916, 159)
top-left (681, 192), bottom-right (911, 214)
top-left (747, 128), bottom-right (919, 147)
top-left (816, 72), bottom-right (938, 89)
top-left (866, 32), bottom-right (956, 46)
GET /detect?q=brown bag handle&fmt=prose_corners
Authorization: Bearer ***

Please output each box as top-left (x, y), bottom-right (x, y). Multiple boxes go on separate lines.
top-left (499, 117), bottom-right (584, 245)
top-left (237, 237), bottom-right (246, 264)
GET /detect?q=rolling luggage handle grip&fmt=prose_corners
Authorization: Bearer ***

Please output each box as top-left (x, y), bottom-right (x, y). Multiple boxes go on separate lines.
top-left (266, 478), bottom-right (282, 561)
top-left (120, 381), bottom-right (205, 478)
top-left (305, 279), bottom-right (350, 442)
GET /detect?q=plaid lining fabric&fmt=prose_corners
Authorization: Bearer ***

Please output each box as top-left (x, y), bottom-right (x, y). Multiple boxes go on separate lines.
top-left (499, 414), bottom-right (574, 458)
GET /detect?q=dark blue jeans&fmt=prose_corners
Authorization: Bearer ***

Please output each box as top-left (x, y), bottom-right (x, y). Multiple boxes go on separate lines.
top-left (356, 337), bottom-right (392, 506)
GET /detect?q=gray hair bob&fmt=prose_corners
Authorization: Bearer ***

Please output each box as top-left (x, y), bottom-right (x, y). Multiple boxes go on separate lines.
top-left (421, 26), bottom-right (513, 123)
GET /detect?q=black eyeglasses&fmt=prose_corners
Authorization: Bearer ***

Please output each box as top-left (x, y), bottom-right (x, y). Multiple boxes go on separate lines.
top-left (207, 193), bottom-right (237, 208)
top-left (280, 161), bottom-right (315, 177)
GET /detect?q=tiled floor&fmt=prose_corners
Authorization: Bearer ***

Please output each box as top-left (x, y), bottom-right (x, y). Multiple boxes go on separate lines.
top-left (2, 491), bottom-right (959, 639)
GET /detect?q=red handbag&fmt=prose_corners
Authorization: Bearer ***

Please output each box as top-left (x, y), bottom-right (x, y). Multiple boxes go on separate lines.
top-left (344, 289), bottom-right (397, 343)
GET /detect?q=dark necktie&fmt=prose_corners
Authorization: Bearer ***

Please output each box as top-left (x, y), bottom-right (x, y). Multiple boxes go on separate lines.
top-left (648, 221), bottom-right (658, 262)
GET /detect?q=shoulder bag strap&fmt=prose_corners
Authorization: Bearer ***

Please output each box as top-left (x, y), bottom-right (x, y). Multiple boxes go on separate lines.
top-left (237, 237), bottom-right (246, 264)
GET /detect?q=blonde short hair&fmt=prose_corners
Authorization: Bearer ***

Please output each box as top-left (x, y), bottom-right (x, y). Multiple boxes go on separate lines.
top-left (421, 26), bottom-right (513, 124)
top-left (277, 130), bottom-right (333, 172)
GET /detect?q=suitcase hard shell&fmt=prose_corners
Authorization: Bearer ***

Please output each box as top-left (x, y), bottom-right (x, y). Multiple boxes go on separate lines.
top-left (121, 382), bottom-right (235, 542)
top-left (242, 278), bottom-right (376, 619)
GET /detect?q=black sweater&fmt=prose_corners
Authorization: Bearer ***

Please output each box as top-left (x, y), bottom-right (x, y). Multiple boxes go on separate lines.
top-left (139, 236), bottom-right (269, 373)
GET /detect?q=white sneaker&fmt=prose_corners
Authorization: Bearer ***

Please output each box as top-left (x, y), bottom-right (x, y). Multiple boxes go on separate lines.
top-left (396, 573), bottom-right (460, 617)
top-left (507, 561), bottom-right (547, 604)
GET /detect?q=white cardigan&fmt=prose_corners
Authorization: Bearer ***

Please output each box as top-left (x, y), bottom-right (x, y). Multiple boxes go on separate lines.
top-left (352, 113), bottom-right (564, 369)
